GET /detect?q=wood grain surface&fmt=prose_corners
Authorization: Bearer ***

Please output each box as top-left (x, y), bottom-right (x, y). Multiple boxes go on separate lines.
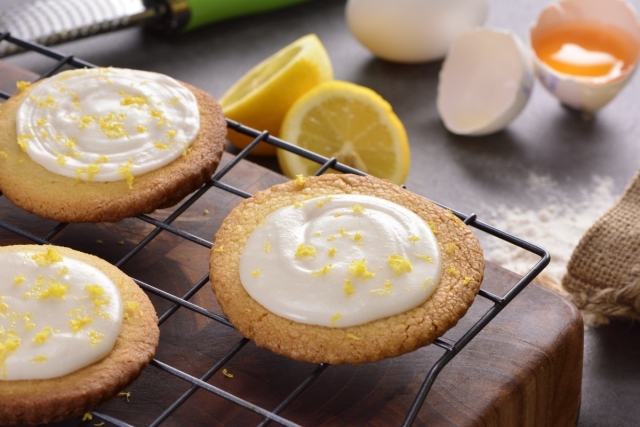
top-left (0, 62), bottom-right (583, 427)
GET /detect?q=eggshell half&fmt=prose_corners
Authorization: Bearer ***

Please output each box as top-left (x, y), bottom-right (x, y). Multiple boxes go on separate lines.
top-left (530, 0), bottom-right (640, 112)
top-left (437, 28), bottom-right (534, 136)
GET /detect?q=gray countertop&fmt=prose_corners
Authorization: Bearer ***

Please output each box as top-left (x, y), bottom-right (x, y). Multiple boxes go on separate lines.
top-left (2, 0), bottom-right (640, 425)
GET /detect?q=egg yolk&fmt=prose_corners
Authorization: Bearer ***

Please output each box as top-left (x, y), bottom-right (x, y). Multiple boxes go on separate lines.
top-left (532, 21), bottom-right (639, 79)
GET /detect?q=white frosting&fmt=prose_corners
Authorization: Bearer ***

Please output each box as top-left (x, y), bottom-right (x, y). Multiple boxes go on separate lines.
top-left (0, 247), bottom-right (123, 380)
top-left (15, 67), bottom-right (200, 182)
top-left (239, 195), bottom-right (443, 327)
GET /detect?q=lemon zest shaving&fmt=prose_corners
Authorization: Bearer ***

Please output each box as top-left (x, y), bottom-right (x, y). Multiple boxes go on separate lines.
top-left (30, 355), bottom-right (48, 363)
top-left (85, 284), bottom-right (110, 307)
top-left (32, 326), bottom-right (53, 344)
top-left (38, 95), bottom-right (58, 109)
top-left (414, 253), bottom-right (433, 263)
top-left (0, 331), bottom-right (21, 377)
top-left (0, 297), bottom-right (7, 316)
top-left (119, 92), bottom-right (148, 107)
top-left (124, 301), bottom-right (142, 321)
top-left (222, 368), bottom-right (234, 378)
top-left (17, 134), bottom-right (34, 152)
top-left (348, 259), bottom-right (375, 279)
top-left (343, 279), bottom-right (355, 296)
top-left (38, 282), bottom-right (69, 299)
top-left (31, 247), bottom-right (63, 266)
top-left (22, 313), bottom-right (35, 330)
top-left (117, 391), bottom-right (131, 402)
top-left (97, 112), bottom-right (128, 138)
top-left (150, 109), bottom-right (169, 126)
top-left (69, 91), bottom-right (81, 109)
top-left (89, 330), bottom-right (105, 347)
top-left (69, 316), bottom-right (94, 332)
top-left (427, 221), bottom-right (439, 234)
top-left (117, 158), bottom-right (135, 189)
top-left (371, 279), bottom-right (393, 296)
top-left (347, 333), bottom-right (361, 340)
top-left (295, 244), bottom-right (316, 258)
top-left (312, 264), bottom-right (333, 277)
top-left (330, 312), bottom-right (342, 327)
top-left (294, 174), bottom-right (306, 189)
top-left (388, 253), bottom-right (413, 276)
top-left (16, 81), bottom-right (31, 91)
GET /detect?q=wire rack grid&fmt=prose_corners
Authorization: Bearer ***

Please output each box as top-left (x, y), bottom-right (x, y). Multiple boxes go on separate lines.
top-left (0, 32), bottom-right (549, 427)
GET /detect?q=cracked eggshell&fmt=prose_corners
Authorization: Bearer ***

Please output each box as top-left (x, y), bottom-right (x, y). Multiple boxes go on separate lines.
top-left (437, 28), bottom-right (534, 136)
top-left (530, 0), bottom-right (640, 113)
top-left (345, 0), bottom-right (490, 63)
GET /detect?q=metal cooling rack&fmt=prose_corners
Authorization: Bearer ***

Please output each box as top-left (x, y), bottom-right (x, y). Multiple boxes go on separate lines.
top-left (0, 32), bottom-right (550, 427)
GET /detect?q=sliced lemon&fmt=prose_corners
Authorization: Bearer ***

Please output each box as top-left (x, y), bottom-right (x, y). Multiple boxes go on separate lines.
top-left (277, 81), bottom-right (410, 185)
top-left (220, 34), bottom-right (333, 156)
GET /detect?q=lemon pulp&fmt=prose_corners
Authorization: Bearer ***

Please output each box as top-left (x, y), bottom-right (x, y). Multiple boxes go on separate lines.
top-left (278, 81), bottom-right (410, 185)
top-left (220, 34), bottom-right (333, 156)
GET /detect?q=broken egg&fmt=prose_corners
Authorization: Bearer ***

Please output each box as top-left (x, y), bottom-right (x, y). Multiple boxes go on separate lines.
top-left (345, 0), bottom-right (490, 63)
top-left (530, 0), bottom-right (640, 112)
top-left (437, 28), bottom-right (534, 136)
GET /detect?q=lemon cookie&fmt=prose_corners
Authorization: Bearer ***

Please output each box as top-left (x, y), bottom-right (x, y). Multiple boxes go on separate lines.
top-left (0, 244), bottom-right (159, 425)
top-left (210, 174), bottom-right (484, 364)
top-left (0, 67), bottom-right (226, 222)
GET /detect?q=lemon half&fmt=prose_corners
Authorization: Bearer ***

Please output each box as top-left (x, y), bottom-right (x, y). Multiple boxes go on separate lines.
top-left (220, 34), bottom-right (333, 156)
top-left (277, 81), bottom-right (410, 185)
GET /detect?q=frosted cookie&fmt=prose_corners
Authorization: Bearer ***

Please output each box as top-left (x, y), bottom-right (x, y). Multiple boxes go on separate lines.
top-left (210, 174), bottom-right (484, 364)
top-left (0, 67), bottom-right (226, 222)
top-left (0, 244), bottom-right (159, 425)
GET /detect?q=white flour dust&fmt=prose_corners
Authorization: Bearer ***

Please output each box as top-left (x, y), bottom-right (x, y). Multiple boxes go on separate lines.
top-left (481, 173), bottom-right (618, 296)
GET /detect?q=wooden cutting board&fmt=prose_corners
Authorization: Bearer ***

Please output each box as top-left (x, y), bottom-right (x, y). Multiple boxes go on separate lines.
top-left (0, 62), bottom-right (582, 427)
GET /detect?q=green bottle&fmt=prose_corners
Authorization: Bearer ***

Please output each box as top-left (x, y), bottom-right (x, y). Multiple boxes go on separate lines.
top-left (149, 0), bottom-right (313, 33)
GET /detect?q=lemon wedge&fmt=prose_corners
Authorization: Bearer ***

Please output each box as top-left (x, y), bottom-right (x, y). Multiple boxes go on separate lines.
top-left (220, 34), bottom-right (333, 156)
top-left (277, 81), bottom-right (410, 185)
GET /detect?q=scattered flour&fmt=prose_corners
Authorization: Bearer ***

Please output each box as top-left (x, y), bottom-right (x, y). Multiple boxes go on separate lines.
top-left (481, 173), bottom-right (619, 298)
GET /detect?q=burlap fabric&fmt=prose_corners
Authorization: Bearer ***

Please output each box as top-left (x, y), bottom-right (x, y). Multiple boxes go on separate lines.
top-left (562, 171), bottom-right (640, 320)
